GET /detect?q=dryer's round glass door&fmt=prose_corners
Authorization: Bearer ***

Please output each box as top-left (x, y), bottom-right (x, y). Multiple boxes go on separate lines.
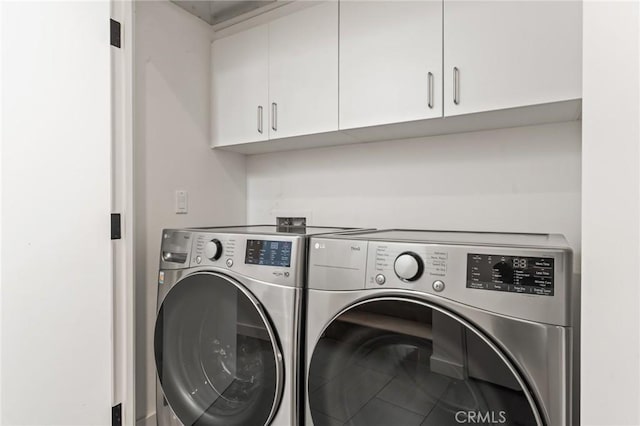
top-left (308, 299), bottom-right (540, 426)
top-left (154, 272), bottom-right (283, 426)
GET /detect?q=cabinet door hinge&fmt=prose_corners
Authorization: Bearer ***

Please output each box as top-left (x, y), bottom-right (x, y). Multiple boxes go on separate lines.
top-left (112, 403), bottom-right (122, 426)
top-left (110, 19), bottom-right (121, 48)
top-left (111, 213), bottom-right (122, 240)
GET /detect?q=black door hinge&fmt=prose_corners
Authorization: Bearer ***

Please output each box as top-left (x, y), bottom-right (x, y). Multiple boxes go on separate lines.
top-left (112, 403), bottom-right (122, 426)
top-left (110, 19), bottom-right (121, 48)
top-left (111, 214), bottom-right (122, 240)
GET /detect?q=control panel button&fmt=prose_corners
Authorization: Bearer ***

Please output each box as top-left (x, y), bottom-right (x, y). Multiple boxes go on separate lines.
top-left (204, 239), bottom-right (223, 260)
top-left (375, 274), bottom-right (386, 285)
top-left (226, 258), bottom-right (234, 268)
top-left (394, 252), bottom-right (424, 281)
top-left (432, 280), bottom-right (445, 292)
top-left (195, 256), bottom-right (202, 264)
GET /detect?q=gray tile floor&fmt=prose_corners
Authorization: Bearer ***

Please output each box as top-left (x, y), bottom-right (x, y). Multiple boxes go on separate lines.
top-left (309, 339), bottom-right (536, 426)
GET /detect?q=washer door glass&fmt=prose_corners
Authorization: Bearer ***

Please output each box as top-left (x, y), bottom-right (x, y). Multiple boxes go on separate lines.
top-left (308, 299), bottom-right (540, 426)
top-left (155, 272), bottom-right (282, 426)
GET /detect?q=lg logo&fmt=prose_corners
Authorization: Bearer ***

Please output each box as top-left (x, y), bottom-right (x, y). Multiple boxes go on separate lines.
top-left (455, 411), bottom-right (507, 424)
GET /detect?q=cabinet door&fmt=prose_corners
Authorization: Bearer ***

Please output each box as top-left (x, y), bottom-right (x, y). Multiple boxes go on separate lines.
top-left (212, 24), bottom-right (269, 146)
top-left (268, 2), bottom-right (339, 139)
top-left (444, 1), bottom-right (582, 116)
top-left (339, 1), bottom-right (443, 130)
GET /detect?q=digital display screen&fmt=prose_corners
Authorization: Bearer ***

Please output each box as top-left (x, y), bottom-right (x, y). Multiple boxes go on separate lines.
top-left (245, 239), bottom-right (292, 267)
top-left (467, 254), bottom-right (554, 296)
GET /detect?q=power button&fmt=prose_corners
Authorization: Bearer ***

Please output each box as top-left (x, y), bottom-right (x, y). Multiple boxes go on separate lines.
top-left (375, 274), bottom-right (386, 285)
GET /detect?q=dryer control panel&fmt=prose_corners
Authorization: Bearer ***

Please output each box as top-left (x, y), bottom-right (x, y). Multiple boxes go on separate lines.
top-left (361, 241), bottom-right (570, 325)
top-left (306, 236), bottom-right (572, 326)
top-left (467, 254), bottom-right (554, 296)
top-left (308, 231), bottom-right (573, 325)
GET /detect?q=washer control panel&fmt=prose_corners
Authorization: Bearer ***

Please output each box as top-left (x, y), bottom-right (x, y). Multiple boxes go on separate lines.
top-left (192, 232), bottom-right (301, 286)
top-left (203, 239), bottom-right (223, 261)
top-left (160, 230), bottom-right (304, 288)
top-left (245, 239), bottom-right (292, 267)
top-left (467, 254), bottom-right (554, 296)
top-left (192, 233), bottom-right (238, 267)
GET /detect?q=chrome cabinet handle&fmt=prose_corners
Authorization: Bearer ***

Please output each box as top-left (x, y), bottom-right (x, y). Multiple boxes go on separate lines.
top-left (271, 102), bottom-right (277, 131)
top-left (427, 72), bottom-right (434, 109)
top-left (257, 106), bottom-right (263, 134)
top-left (453, 67), bottom-right (460, 105)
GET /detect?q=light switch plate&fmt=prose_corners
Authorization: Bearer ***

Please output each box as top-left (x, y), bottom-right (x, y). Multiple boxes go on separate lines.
top-left (176, 190), bottom-right (188, 214)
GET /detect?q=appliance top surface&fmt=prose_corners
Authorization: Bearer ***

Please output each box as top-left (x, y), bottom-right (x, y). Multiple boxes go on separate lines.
top-left (319, 229), bottom-right (570, 249)
top-left (186, 225), bottom-right (362, 237)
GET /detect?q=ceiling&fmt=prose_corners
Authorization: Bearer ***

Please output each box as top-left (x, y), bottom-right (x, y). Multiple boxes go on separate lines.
top-left (171, 0), bottom-right (277, 26)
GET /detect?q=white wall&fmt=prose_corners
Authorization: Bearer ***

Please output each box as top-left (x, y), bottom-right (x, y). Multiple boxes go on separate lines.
top-left (248, 121), bottom-right (582, 270)
top-left (1, 1), bottom-right (112, 425)
top-left (582, 2), bottom-right (640, 424)
top-left (134, 2), bottom-right (246, 421)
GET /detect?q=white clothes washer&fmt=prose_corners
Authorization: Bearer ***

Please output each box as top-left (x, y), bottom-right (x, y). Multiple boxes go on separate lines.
top-left (305, 230), bottom-right (578, 426)
top-left (154, 225), bottom-right (365, 426)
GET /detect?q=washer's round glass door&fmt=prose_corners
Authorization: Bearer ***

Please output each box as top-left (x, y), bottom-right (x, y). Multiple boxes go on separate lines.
top-left (308, 299), bottom-right (540, 426)
top-left (154, 272), bottom-right (283, 426)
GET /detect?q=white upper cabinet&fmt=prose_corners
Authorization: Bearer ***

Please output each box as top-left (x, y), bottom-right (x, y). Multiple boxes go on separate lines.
top-left (269, 2), bottom-right (339, 139)
top-left (212, 24), bottom-right (269, 146)
top-left (443, 0), bottom-right (582, 116)
top-left (212, 2), bottom-right (338, 146)
top-left (211, 0), bottom-right (582, 154)
top-left (339, 1), bottom-right (443, 130)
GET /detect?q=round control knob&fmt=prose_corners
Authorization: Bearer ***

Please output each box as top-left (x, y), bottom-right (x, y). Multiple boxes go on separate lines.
top-left (394, 252), bottom-right (424, 282)
top-left (204, 239), bottom-right (223, 260)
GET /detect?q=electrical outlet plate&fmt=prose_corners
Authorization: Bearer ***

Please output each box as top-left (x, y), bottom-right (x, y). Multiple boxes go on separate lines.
top-left (277, 217), bottom-right (307, 227)
top-left (271, 209), bottom-right (312, 226)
